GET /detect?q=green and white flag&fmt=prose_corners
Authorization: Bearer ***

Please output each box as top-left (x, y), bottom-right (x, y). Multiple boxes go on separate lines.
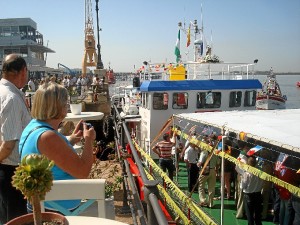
top-left (174, 29), bottom-right (181, 63)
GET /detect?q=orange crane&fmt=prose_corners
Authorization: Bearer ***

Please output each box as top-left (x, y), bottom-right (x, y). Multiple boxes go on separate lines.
top-left (82, 0), bottom-right (98, 77)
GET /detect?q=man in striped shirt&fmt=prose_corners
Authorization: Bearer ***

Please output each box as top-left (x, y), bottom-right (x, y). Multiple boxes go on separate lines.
top-left (152, 133), bottom-right (176, 180)
top-left (0, 54), bottom-right (31, 223)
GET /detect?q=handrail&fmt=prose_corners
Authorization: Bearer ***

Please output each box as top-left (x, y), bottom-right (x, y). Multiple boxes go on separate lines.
top-left (113, 104), bottom-right (168, 225)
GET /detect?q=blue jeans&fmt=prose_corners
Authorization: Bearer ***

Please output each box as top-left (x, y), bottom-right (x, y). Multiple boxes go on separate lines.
top-left (273, 187), bottom-right (281, 223)
top-left (159, 158), bottom-right (174, 181)
top-left (280, 199), bottom-right (291, 225)
top-left (290, 194), bottom-right (300, 225)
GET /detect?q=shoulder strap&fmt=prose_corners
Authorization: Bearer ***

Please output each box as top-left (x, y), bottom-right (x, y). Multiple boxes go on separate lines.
top-left (20, 125), bottom-right (54, 158)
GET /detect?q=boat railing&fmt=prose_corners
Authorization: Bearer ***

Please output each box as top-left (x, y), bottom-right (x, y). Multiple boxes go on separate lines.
top-left (112, 104), bottom-right (169, 225)
top-left (140, 61), bottom-right (257, 82)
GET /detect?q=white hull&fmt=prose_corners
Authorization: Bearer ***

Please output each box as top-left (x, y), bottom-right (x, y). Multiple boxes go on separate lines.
top-left (256, 96), bottom-right (286, 110)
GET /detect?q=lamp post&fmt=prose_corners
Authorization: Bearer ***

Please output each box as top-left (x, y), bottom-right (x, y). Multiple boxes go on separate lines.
top-left (95, 0), bottom-right (104, 69)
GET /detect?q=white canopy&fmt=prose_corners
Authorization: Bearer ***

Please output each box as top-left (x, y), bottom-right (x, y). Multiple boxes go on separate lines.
top-left (177, 109), bottom-right (300, 153)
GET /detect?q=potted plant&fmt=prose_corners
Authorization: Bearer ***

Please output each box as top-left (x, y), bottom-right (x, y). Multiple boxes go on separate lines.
top-left (105, 176), bottom-right (123, 220)
top-left (8, 154), bottom-right (68, 225)
top-left (68, 87), bottom-right (84, 115)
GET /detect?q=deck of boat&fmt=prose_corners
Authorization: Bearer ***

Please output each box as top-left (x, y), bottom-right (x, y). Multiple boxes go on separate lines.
top-left (176, 162), bottom-right (275, 225)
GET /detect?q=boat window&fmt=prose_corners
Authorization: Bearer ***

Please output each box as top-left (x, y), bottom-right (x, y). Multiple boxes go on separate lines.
top-left (229, 91), bottom-right (242, 107)
top-left (196, 92), bottom-right (221, 109)
top-left (172, 92), bottom-right (188, 109)
top-left (153, 92), bottom-right (168, 110)
top-left (244, 90), bottom-right (257, 107)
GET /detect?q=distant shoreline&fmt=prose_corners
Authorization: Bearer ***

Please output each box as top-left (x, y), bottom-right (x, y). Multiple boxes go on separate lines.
top-left (256, 71), bottom-right (300, 75)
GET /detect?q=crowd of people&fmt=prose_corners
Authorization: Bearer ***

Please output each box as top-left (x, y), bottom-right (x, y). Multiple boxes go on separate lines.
top-left (0, 54), bottom-right (97, 223)
top-left (153, 126), bottom-right (300, 225)
top-left (23, 72), bottom-right (104, 97)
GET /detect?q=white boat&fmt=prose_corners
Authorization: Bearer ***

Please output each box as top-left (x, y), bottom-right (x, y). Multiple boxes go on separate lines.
top-left (256, 67), bottom-right (287, 110)
top-left (125, 19), bottom-right (264, 158)
top-left (110, 84), bottom-right (141, 116)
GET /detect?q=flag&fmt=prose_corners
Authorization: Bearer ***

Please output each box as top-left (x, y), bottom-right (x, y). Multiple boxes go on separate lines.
top-left (217, 142), bottom-right (222, 151)
top-left (187, 26), bottom-right (191, 47)
top-left (247, 145), bottom-right (263, 156)
top-left (215, 142), bottom-right (222, 154)
top-left (174, 29), bottom-right (181, 63)
top-left (275, 153), bottom-right (288, 171)
top-left (189, 125), bottom-right (197, 135)
top-left (237, 151), bottom-right (247, 162)
top-left (199, 41), bottom-right (204, 56)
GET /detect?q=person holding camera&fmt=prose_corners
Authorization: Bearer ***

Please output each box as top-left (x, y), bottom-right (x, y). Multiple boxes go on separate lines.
top-left (19, 82), bottom-right (96, 212)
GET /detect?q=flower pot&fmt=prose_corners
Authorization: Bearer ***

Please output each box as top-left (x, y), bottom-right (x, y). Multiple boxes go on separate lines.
top-left (105, 196), bottom-right (115, 220)
top-left (6, 212), bottom-right (68, 225)
top-left (70, 103), bottom-right (82, 115)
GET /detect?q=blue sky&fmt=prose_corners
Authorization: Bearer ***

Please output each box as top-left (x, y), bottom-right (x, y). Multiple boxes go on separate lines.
top-left (1, 0), bottom-right (300, 73)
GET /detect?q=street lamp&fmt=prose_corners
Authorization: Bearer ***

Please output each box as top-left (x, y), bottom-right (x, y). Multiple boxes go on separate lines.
top-left (95, 0), bottom-right (103, 69)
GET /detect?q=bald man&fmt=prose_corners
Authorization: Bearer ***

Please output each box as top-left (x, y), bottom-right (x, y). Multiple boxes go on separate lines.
top-left (0, 54), bottom-right (31, 223)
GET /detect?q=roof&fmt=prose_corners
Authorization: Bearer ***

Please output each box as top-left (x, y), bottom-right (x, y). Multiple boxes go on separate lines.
top-left (140, 80), bottom-right (262, 92)
top-left (176, 109), bottom-right (300, 153)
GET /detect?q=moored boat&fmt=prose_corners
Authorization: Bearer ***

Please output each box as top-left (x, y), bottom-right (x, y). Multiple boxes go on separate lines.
top-left (256, 67), bottom-right (287, 110)
top-left (129, 19), bottom-right (262, 159)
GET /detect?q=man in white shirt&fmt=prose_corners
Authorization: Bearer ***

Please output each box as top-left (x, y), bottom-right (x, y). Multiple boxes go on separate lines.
top-left (27, 78), bottom-right (35, 91)
top-left (240, 156), bottom-right (264, 225)
top-left (184, 143), bottom-right (200, 192)
top-left (0, 54), bottom-right (32, 223)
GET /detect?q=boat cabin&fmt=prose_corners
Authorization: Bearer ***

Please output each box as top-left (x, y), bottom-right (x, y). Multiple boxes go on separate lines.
top-left (138, 79), bottom-right (262, 158)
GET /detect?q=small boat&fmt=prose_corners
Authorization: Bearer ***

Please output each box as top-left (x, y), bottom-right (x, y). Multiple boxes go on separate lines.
top-left (296, 81), bottom-right (300, 87)
top-left (110, 84), bottom-right (141, 116)
top-left (256, 67), bottom-right (287, 110)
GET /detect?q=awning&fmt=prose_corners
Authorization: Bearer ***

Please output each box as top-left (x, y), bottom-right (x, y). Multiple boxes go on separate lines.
top-left (176, 109), bottom-right (300, 153)
top-left (140, 80), bottom-right (262, 92)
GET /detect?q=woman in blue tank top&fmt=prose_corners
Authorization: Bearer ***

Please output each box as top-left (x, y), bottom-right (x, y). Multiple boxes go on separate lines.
top-left (19, 82), bottom-right (96, 212)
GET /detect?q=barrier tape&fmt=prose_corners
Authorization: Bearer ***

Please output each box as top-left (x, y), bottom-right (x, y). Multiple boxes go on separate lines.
top-left (144, 170), bottom-right (190, 225)
top-left (175, 129), bottom-right (300, 198)
top-left (133, 140), bottom-right (217, 225)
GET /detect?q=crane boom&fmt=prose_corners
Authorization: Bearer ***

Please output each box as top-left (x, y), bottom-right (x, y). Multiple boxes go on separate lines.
top-left (82, 0), bottom-right (98, 77)
top-left (58, 63), bottom-right (75, 76)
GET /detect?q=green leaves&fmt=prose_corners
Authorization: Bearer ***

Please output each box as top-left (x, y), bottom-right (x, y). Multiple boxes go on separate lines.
top-left (12, 154), bottom-right (54, 202)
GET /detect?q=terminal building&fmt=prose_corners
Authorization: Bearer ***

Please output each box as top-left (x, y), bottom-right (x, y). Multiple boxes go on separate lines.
top-left (0, 18), bottom-right (57, 78)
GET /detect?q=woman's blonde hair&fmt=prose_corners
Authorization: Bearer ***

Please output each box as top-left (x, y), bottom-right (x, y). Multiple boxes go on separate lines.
top-left (31, 82), bottom-right (68, 120)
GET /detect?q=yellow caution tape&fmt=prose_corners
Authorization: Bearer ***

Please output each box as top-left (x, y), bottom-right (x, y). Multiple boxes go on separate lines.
top-left (175, 129), bottom-right (300, 198)
top-left (134, 140), bottom-right (217, 225)
top-left (145, 170), bottom-right (190, 225)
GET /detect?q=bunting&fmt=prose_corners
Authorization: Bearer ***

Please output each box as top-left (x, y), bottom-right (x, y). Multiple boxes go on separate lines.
top-left (247, 145), bottom-right (263, 156)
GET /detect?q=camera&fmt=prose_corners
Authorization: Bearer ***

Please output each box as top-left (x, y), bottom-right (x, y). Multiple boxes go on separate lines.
top-left (79, 122), bottom-right (92, 130)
